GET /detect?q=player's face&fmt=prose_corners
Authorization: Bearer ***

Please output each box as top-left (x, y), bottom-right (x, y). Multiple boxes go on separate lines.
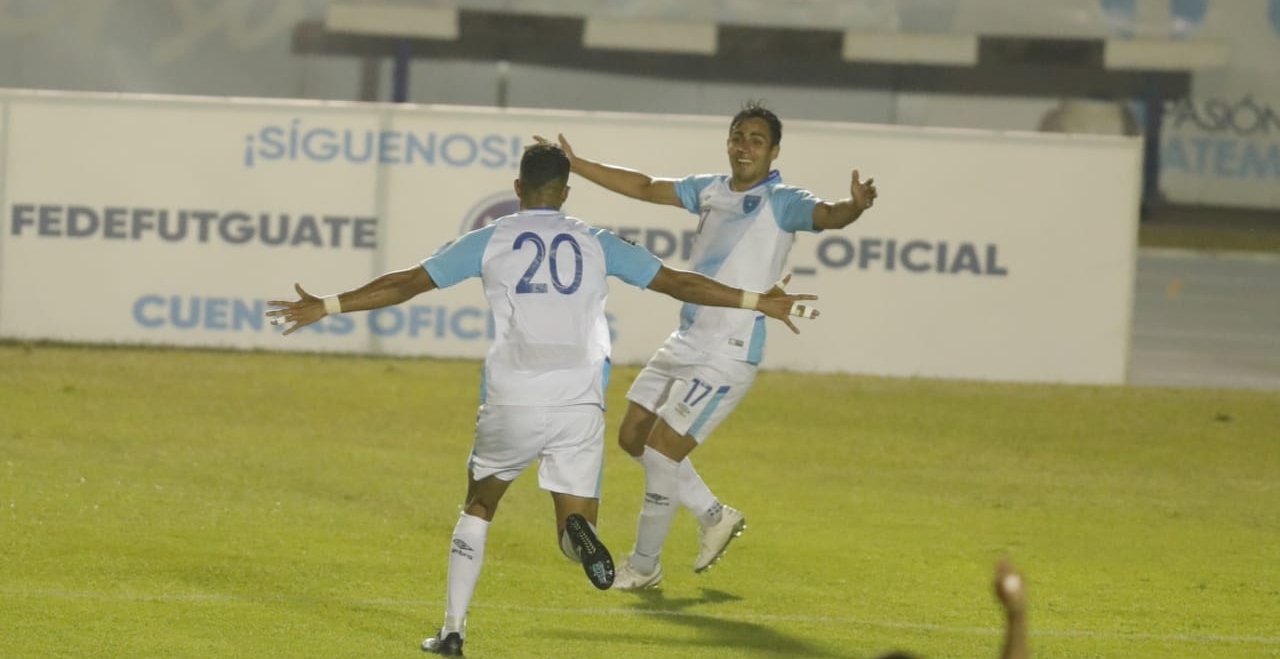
top-left (726, 118), bottom-right (779, 188)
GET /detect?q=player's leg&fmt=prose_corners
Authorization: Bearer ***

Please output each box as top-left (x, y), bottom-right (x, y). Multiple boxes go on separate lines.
top-left (539, 405), bottom-right (614, 590)
top-left (552, 492), bottom-right (599, 530)
top-left (424, 470), bottom-right (513, 656)
top-left (615, 418), bottom-right (697, 589)
top-left (619, 394), bottom-right (726, 537)
top-left (424, 405), bottom-right (534, 656)
top-left (617, 401), bottom-right (658, 458)
top-left (549, 492), bottom-right (613, 589)
top-left (673, 356), bottom-right (755, 572)
top-left (619, 345), bottom-right (674, 459)
top-left (623, 346), bottom-right (724, 520)
top-left (649, 355), bottom-right (757, 574)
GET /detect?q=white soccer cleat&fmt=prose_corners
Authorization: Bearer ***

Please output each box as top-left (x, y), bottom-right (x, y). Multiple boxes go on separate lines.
top-left (612, 557), bottom-right (664, 590)
top-left (693, 505), bottom-right (746, 573)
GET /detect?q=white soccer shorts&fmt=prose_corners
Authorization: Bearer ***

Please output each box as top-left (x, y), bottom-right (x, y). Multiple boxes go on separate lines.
top-left (469, 403), bottom-right (605, 499)
top-left (624, 339), bottom-right (758, 443)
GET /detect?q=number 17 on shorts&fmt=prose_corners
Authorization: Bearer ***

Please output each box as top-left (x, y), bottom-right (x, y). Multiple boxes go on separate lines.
top-left (661, 376), bottom-right (736, 441)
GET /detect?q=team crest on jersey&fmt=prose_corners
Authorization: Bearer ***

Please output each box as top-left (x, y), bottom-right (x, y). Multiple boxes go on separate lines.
top-left (458, 191), bottom-right (520, 235)
top-left (743, 195), bottom-right (761, 214)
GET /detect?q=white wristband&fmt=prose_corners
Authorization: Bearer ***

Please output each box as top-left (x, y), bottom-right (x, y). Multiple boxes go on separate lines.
top-left (739, 291), bottom-right (760, 310)
top-left (322, 295), bottom-right (342, 315)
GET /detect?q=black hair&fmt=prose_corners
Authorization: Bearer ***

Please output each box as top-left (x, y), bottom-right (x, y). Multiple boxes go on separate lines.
top-left (519, 143), bottom-right (570, 191)
top-left (730, 99), bottom-right (782, 146)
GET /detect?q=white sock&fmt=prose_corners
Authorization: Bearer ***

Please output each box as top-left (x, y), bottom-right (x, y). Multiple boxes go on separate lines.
top-left (630, 446), bottom-right (679, 574)
top-left (677, 458), bottom-right (722, 526)
top-left (634, 444), bottom-right (720, 525)
top-left (559, 527), bottom-right (580, 562)
top-left (443, 512), bottom-right (489, 637)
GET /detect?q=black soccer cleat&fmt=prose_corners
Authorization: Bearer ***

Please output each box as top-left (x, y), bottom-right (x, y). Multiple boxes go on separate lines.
top-left (565, 513), bottom-right (615, 590)
top-left (421, 630), bottom-right (464, 657)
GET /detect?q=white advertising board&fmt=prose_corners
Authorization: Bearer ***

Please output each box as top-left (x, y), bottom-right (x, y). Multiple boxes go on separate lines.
top-left (1, 95), bottom-right (383, 352)
top-left (0, 90), bottom-right (1141, 384)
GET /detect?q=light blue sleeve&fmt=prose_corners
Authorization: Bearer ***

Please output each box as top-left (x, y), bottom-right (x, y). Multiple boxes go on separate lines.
top-left (771, 185), bottom-right (821, 233)
top-left (420, 224), bottom-right (496, 288)
top-left (592, 227), bottom-right (662, 288)
top-left (673, 174), bottom-right (722, 214)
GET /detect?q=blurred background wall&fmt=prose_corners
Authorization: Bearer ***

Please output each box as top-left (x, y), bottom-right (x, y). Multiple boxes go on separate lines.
top-left (1, 0), bottom-right (1278, 210)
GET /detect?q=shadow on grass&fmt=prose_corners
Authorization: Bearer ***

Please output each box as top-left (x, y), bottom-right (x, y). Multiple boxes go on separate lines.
top-left (547, 587), bottom-right (867, 658)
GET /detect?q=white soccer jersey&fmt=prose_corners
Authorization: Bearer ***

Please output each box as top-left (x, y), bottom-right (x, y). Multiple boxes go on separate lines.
top-left (422, 209), bottom-right (662, 407)
top-left (672, 170), bottom-right (821, 363)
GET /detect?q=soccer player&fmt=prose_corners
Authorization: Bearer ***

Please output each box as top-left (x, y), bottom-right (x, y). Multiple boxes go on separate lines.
top-left (265, 143), bottom-right (821, 657)
top-left (535, 100), bottom-right (878, 588)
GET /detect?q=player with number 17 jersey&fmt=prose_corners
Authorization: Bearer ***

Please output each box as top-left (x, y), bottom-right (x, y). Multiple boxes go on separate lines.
top-left (672, 170), bottom-right (820, 363)
top-left (421, 208), bottom-right (661, 408)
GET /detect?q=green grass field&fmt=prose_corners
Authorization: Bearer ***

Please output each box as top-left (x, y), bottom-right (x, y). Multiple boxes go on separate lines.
top-left (2, 344), bottom-right (1278, 659)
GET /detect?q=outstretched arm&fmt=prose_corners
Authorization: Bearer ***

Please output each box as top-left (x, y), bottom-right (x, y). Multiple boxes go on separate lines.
top-left (646, 266), bottom-right (818, 334)
top-left (812, 169), bottom-right (878, 230)
top-left (266, 266), bottom-right (436, 335)
top-left (994, 558), bottom-right (1029, 659)
top-left (535, 133), bottom-right (683, 207)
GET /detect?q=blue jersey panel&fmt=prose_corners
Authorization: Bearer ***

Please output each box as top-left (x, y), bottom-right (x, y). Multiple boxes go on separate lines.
top-left (421, 224), bottom-right (497, 288)
top-left (770, 185), bottom-right (821, 233)
top-left (674, 174), bottom-right (722, 214)
top-left (592, 227), bottom-right (662, 288)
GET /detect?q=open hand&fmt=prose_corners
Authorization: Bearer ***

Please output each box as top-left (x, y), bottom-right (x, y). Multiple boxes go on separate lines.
top-left (756, 291), bottom-right (819, 335)
top-left (265, 283), bottom-right (326, 336)
top-left (532, 133), bottom-right (578, 167)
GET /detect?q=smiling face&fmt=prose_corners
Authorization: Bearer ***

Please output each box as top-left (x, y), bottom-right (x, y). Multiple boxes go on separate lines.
top-left (726, 117), bottom-right (780, 191)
